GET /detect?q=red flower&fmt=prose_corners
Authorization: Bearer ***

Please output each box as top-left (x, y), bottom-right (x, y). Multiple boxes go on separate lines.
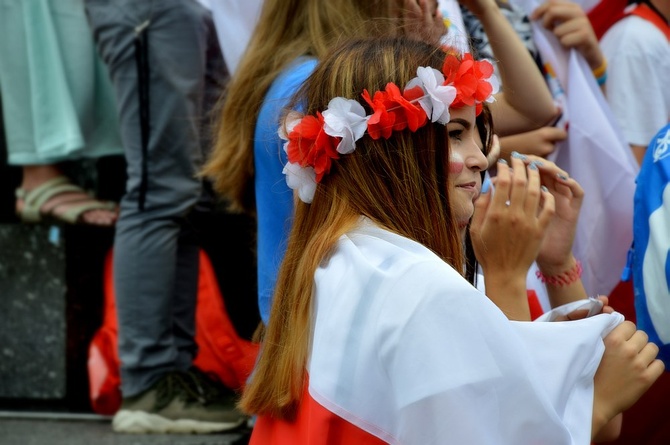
top-left (387, 83), bottom-right (428, 132)
top-left (362, 84), bottom-right (427, 139)
top-left (362, 89), bottom-right (396, 139)
top-left (286, 112), bottom-right (339, 181)
top-left (442, 53), bottom-right (494, 110)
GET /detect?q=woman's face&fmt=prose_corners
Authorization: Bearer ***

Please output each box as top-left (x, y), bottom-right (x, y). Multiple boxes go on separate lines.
top-left (447, 106), bottom-right (488, 237)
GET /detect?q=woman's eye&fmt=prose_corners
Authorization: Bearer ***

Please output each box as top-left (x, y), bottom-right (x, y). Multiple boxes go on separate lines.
top-left (449, 129), bottom-right (463, 141)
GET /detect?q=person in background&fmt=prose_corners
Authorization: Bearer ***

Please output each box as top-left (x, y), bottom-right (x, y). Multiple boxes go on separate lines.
top-left (599, 0), bottom-right (669, 165)
top-left (454, 0), bottom-right (609, 161)
top-left (203, 0), bottom-right (558, 327)
top-left (85, 0), bottom-right (243, 434)
top-left (0, 0), bottom-right (122, 226)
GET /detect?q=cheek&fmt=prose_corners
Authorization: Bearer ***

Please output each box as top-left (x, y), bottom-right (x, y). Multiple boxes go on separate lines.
top-left (449, 151), bottom-right (464, 174)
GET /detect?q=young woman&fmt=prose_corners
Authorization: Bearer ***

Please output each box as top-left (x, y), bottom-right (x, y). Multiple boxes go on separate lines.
top-left (203, 0), bottom-right (558, 327)
top-left (240, 36), bottom-right (663, 444)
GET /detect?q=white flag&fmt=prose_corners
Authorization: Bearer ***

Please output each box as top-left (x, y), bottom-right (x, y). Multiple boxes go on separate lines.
top-left (514, 0), bottom-right (639, 300)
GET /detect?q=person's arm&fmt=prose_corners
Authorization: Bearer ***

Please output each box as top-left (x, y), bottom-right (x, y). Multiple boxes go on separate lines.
top-left (460, 0), bottom-right (559, 135)
top-left (498, 126), bottom-right (567, 161)
top-left (531, 0), bottom-right (607, 93)
top-left (593, 413), bottom-right (623, 443)
top-left (631, 143), bottom-right (647, 166)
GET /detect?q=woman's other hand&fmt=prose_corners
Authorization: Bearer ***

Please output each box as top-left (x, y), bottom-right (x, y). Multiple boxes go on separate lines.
top-left (591, 321), bottom-right (664, 438)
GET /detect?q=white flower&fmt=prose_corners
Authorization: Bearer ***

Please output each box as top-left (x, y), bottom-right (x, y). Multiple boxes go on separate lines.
top-left (283, 161), bottom-right (317, 203)
top-left (322, 97), bottom-right (369, 154)
top-left (278, 111), bottom-right (303, 141)
top-left (406, 66), bottom-right (457, 124)
top-left (482, 62), bottom-right (500, 103)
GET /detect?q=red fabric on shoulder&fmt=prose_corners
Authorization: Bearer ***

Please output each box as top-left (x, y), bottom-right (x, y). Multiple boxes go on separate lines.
top-left (588, 0), bottom-right (628, 40)
top-left (630, 3), bottom-right (670, 40)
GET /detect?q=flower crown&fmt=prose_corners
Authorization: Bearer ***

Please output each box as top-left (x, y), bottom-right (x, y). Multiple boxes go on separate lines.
top-left (279, 52), bottom-right (500, 203)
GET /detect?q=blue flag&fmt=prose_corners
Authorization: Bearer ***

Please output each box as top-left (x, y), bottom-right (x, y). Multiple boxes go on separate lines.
top-left (633, 123), bottom-right (670, 366)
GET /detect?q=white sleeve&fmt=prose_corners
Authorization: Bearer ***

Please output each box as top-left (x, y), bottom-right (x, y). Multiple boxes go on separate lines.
top-left (377, 261), bottom-right (616, 444)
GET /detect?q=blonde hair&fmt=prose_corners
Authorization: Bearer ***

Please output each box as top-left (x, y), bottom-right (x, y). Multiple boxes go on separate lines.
top-left (202, 0), bottom-right (411, 213)
top-left (239, 36), bottom-right (465, 420)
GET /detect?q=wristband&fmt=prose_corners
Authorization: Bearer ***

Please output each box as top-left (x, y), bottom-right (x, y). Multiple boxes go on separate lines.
top-left (592, 58), bottom-right (607, 86)
top-left (536, 260), bottom-right (582, 287)
top-left (591, 58), bottom-right (607, 78)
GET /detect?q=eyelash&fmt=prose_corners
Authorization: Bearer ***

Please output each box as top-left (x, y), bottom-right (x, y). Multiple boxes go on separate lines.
top-left (449, 129), bottom-right (463, 141)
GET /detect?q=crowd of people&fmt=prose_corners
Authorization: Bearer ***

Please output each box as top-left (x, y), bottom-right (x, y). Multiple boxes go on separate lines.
top-left (1, 0), bottom-right (668, 443)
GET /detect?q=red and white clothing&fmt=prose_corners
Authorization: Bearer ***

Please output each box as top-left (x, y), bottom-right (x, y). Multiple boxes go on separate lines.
top-left (252, 220), bottom-right (623, 444)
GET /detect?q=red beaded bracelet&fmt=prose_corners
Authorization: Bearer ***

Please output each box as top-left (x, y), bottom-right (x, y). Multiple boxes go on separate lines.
top-left (536, 260), bottom-right (583, 287)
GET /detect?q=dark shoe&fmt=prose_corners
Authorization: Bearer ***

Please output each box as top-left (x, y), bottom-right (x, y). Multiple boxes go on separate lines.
top-left (112, 371), bottom-right (246, 434)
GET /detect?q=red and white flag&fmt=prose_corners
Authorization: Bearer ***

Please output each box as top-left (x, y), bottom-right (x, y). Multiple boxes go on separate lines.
top-left (251, 221), bottom-right (623, 444)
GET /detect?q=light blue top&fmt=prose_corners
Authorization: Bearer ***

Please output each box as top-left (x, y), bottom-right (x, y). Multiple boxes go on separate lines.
top-left (254, 57), bottom-right (318, 324)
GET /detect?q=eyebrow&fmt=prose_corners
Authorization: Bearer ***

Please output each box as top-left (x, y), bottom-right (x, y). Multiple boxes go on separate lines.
top-left (447, 118), bottom-right (472, 129)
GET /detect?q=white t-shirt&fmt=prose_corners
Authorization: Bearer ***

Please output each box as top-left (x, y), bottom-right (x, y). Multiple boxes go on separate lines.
top-left (601, 15), bottom-right (670, 147)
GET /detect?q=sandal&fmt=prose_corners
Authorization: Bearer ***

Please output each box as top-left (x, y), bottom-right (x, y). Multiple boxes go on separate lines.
top-left (15, 176), bottom-right (118, 225)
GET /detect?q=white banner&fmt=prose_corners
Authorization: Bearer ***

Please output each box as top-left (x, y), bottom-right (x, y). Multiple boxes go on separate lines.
top-left (515, 0), bottom-right (639, 300)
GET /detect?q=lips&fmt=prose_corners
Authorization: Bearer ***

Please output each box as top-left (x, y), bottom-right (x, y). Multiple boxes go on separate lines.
top-left (455, 182), bottom-right (479, 195)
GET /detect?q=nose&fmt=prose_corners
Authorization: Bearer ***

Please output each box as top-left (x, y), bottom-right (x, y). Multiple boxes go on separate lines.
top-left (463, 136), bottom-right (488, 172)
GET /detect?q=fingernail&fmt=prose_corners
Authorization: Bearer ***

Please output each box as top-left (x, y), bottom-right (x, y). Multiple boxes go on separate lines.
top-left (498, 158), bottom-right (507, 165)
top-left (530, 160), bottom-right (544, 167)
top-left (529, 163), bottom-right (538, 170)
top-left (481, 178), bottom-right (491, 194)
top-left (511, 151), bottom-right (527, 160)
top-left (557, 173), bottom-right (568, 180)
top-left (541, 185), bottom-right (549, 192)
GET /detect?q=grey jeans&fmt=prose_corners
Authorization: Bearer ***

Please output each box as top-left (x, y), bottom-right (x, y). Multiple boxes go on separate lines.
top-left (85, 0), bottom-right (227, 397)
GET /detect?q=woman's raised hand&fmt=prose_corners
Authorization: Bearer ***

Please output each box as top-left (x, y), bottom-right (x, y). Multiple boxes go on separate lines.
top-left (510, 152), bottom-right (583, 276)
top-left (470, 155), bottom-right (555, 320)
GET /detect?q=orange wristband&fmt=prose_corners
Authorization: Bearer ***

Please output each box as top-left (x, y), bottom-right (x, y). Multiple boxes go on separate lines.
top-left (591, 58), bottom-right (607, 79)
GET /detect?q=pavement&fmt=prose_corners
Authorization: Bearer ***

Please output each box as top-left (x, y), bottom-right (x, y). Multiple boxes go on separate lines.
top-left (0, 412), bottom-right (251, 445)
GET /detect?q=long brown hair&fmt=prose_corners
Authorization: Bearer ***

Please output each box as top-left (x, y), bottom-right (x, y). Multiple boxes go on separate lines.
top-left (201, 0), bottom-right (411, 213)
top-left (239, 36), bottom-right (465, 420)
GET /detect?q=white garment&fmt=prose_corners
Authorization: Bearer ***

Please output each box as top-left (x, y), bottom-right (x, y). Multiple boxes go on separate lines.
top-left (601, 15), bottom-right (670, 147)
top-left (308, 219), bottom-right (623, 444)
top-left (206, 0), bottom-right (263, 74)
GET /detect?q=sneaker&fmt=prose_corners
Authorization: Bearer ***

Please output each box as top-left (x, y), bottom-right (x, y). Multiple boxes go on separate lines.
top-left (112, 371), bottom-right (247, 434)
